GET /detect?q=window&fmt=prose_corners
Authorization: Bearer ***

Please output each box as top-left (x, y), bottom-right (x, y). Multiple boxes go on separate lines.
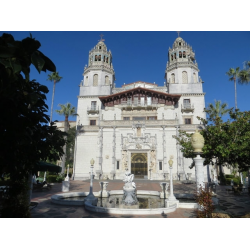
top-left (91, 101), bottom-right (97, 110)
top-left (103, 56), bottom-right (106, 62)
top-left (147, 96), bottom-right (152, 105)
top-left (185, 118), bottom-right (191, 124)
top-left (93, 74), bottom-right (98, 86)
top-left (171, 73), bottom-right (175, 83)
top-left (183, 51), bottom-right (186, 58)
top-left (99, 46), bottom-right (101, 49)
top-left (193, 72), bottom-right (197, 83)
top-left (183, 99), bottom-right (190, 108)
top-left (98, 55), bottom-right (101, 61)
top-left (84, 76), bottom-right (88, 86)
top-left (179, 42), bottom-right (181, 46)
top-left (147, 116), bottom-right (157, 120)
top-left (90, 120), bottom-right (96, 125)
top-left (95, 55), bottom-right (97, 61)
top-left (116, 161), bottom-right (119, 170)
top-left (182, 71), bottom-right (188, 84)
top-left (140, 97), bottom-right (145, 106)
top-left (174, 53), bottom-right (176, 59)
top-left (179, 51), bottom-right (182, 58)
top-left (105, 76), bottom-right (109, 85)
top-left (123, 117), bottom-right (130, 120)
top-left (133, 117), bottom-right (146, 121)
top-left (106, 57), bottom-right (109, 63)
top-left (171, 54), bottom-right (173, 61)
top-left (159, 161), bottom-right (162, 171)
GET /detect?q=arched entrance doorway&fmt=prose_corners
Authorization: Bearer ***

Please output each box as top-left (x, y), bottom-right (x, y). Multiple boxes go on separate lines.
top-left (131, 153), bottom-right (147, 179)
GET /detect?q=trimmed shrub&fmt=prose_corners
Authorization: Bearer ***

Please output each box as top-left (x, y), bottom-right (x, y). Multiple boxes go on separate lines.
top-left (46, 175), bottom-right (57, 183)
top-left (233, 177), bottom-right (240, 186)
top-left (225, 174), bottom-right (234, 179)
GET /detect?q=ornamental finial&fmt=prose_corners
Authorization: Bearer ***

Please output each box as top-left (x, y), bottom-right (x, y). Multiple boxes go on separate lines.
top-left (177, 31), bottom-right (181, 37)
top-left (99, 34), bottom-right (105, 42)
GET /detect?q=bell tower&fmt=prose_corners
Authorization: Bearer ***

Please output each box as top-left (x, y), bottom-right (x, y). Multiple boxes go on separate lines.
top-left (165, 34), bottom-right (203, 94)
top-left (79, 35), bottom-right (115, 96)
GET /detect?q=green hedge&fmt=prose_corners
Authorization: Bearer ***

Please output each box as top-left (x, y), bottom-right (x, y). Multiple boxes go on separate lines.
top-left (46, 175), bottom-right (58, 183)
top-left (225, 174), bottom-right (234, 179)
top-left (233, 177), bottom-right (241, 186)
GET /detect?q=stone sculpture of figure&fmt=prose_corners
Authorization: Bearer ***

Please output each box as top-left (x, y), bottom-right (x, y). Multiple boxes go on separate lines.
top-left (123, 171), bottom-right (136, 190)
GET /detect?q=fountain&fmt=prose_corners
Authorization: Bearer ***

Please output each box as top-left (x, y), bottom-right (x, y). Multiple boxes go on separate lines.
top-left (51, 159), bottom-right (198, 215)
top-left (121, 170), bottom-right (138, 206)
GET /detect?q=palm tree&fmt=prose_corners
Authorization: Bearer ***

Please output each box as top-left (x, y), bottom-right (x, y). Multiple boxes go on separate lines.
top-left (239, 61), bottom-right (250, 85)
top-left (205, 100), bottom-right (231, 121)
top-left (55, 103), bottom-right (77, 174)
top-left (226, 67), bottom-right (241, 109)
top-left (47, 72), bottom-right (63, 124)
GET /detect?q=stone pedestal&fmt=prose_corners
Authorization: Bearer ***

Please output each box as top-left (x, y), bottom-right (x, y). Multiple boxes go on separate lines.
top-left (62, 181), bottom-right (70, 192)
top-left (166, 199), bottom-right (179, 208)
top-left (187, 173), bottom-right (192, 180)
top-left (194, 155), bottom-right (205, 190)
top-left (179, 172), bottom-right (186, 181)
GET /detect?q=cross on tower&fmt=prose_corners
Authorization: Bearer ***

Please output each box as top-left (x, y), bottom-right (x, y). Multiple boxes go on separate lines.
top-left (177, 31), bottom-right (181, 37)
top-left (99, 34), bottom-right (105, 42)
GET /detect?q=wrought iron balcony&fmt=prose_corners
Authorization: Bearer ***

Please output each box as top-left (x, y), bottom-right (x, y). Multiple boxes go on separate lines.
top-left (87, 106), bottom-right (99, 115)
top-left (181, 103), bottom-right (194, 113)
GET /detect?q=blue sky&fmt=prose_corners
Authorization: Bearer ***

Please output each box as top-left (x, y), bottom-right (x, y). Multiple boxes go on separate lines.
top-left (1, 31), bottom-right (250, 122)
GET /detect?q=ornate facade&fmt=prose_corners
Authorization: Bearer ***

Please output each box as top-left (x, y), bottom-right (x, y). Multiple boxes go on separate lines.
top-left (73, 36), bottom-right (208, 181)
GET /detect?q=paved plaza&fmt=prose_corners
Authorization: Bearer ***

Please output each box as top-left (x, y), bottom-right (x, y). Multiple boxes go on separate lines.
top-left (30, 179), bottom-right (250, 218)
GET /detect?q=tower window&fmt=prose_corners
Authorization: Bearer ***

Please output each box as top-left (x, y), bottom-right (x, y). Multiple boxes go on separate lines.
top-left (179, 42), bottom-right (181, 46)
top-left (182, 71), bottom-right (188, 84)
top-left (104, 55), bottom-right (106, 62)
top-left (84, 76), bottom-right (89, 86)
top-left (183, 51), bottom-right (186, 58)
top-left (99, 46), bottom-right (101, 49)
top-left (106, 57), bottom-right (109, 63)
top-left (171, 54), bottom-right (173, 61)
top-left (179, 51), bottom-right (182, 58)
top-left (105, 75), bottom-right (109, 85)
top-left (174, 53), bottom-right (176, 59)
top-left (193, 73), bottom-right (197, 83)
top-left (171, 73), bottom-right (175, 83)
top-left (117, 161), bottom-right (120, 170)
top-left (93, 74), bottom-right (98, 86)
top-left (98, 55), bottom-right (101, 61)
top-left (95, 55), bottom-right (97, 61)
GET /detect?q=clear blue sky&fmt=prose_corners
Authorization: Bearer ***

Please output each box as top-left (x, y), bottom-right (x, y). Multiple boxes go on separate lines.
top-left (1, 31), bottom-right (250, 122)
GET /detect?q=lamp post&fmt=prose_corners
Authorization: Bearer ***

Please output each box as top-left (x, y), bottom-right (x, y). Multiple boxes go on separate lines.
top-left (85, 159), bottom-right (98, 205)
top-left (167, 158), bottom-right (177, 202)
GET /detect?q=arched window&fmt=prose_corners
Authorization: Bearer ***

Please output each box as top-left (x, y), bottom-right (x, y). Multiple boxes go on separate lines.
top-left (193, 73), bottom-right (197, 83)
top-left (103, 56), bottom-right (106, 62)
top-left (171, 54), bottom-right (173, 61)
top-left (183, 51), bottom-right (186, 58)
top-left (171, 73), bottom-right (175, 83)
top-left (179, 51), bottom-right (182, 58)
top-left (84, 76), bottom-right (88, 86)
top-left (105, 76), bottom-right (109, 85)
top-left (106, 57), bottom-right (109, 63)
top-left (98, 55), bottom-right (101, 61)
top-left (182, 71), bottom-right (188, 84)
top-left (174, 53), bottom-right (176, 59)
top-left (93, 74), bottom-right (98, 86)
top-left (95, 55), bottom-right (97, 61)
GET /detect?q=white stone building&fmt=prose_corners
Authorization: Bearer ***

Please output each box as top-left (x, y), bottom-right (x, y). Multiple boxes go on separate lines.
top-left (73, 36), bottom-right (210, 181)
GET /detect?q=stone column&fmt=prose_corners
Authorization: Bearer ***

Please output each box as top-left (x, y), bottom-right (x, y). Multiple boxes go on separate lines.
top-left (96, 127), bottom-right (103, 179)
top-left (111, 126), bottom-right (116, 179)
top-left (162, 126), bottom-right (167, 174)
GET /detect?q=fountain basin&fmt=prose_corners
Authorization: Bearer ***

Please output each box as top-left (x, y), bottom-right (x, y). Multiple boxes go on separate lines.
top-left (51, 190), bottom-right (198, 215)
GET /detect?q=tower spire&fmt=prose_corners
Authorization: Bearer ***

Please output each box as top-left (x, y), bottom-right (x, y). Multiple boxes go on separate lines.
top-left (177, 31), bottom-right (181, 37)
top-left (99, 34), bottom-right (105, 42)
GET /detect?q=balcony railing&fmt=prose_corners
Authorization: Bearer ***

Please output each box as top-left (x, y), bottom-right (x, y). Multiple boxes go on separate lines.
top-left (181, 103), bottom-right (194, 113)
top-left (87, 106), bottom-right (99, 114)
